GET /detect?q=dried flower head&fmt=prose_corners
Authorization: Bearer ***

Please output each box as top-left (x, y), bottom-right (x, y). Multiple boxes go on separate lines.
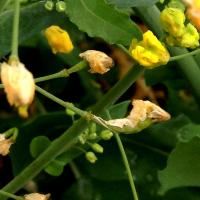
top-left (79, 50), bottom-right (114, 74)
top-left (0, 61), bottom-right (35, 117)
top-left (0, 134), bottom-right (13, 156)
top-left (24, 193), bottom-right (50, 200)
top-left (105, 100), bottom-right (170, 134)
top-left (44, 25), bottom-right (73, 54)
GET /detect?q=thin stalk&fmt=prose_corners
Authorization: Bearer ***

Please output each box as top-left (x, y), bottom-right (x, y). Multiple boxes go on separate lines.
top-left (0, 190), bottom-right (23, 200)
top-left (1, 65), bottom-right (144, 198)
top-left (114, 134), bottom-right (139, 200)
top-left (169, 48), bottom-right (200, 62)
top-left (9, 0), bottom-right (20, 61)
top-left (105, 111), bottom-right (139, 200)
top-left (69, 161), bottom-right (81, 179)
top-left (0, 61), bottom-right (88, 89)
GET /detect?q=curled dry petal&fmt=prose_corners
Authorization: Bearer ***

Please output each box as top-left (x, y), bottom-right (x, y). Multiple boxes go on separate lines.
top-left (0, 134), bottom-right (13, 156)
top-left (79, 50), bottom-right (114, 74)
top-left (1, 61), bottom-right (35, 109)
top-left (106, 100), bottom-right (170, 134)
top-left (24, 193), bottom-right (50, 200)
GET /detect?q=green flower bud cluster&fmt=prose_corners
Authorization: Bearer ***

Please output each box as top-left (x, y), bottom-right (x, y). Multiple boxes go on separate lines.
top-left (44, 0), bottom-right (66, 12)
top-left (160, 1), bottom-right (200, 49)
top-left (76, 123), bottom-right (113, 164)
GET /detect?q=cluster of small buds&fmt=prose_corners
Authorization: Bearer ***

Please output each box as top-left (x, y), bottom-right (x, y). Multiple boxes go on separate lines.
top-left (160, 0), bottom-right (200, 48)
top-left (76, 122), bottom-right (113, 164)
top-left (44, 0), bottom-right (66, 12)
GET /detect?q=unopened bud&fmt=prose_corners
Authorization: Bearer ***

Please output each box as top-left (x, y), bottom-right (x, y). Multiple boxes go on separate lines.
top-left (79, 50), bottom-right (114, 74)
top-left (85, 151), bottom-right (97, 163)
top-left (88, 132), bottom-right (97, 140)
top-left (24, 193), bottom-right (50, 200)
top-left (91, 143), bottom-right (104, 153)
top-left (66, 108), bottom-right (75, 117)
top-left (44, 0), bottom-right (54, 11)
top-left (56, 1), bottom-right (66, 12)
top-left (100, 130), bottom-right (113, 140)
top-left (89, 123), bottom-right (96, 133)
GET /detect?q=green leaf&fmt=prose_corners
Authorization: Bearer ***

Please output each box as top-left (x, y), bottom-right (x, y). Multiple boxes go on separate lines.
top-left (106, 0), bottom-right (159, 8)
top-left (30, 136), bottom-right (51, 158)
top-left (45, 160), bottom-right (65, 176)
top-left (158, 137), bottom-right (200, 194)
top-left (65, 0), bottom-right (142, 46)
top-left (0, 2), bottom-right (69, 58)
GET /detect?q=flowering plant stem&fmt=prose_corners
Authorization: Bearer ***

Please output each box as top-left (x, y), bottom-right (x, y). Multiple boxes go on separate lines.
top-left (10, 0), bottom-right (20, 61)
top-left (106, 111), bottom-right (139, 200)
top-left (1, 65), bottom-right (144, 199)
top-left (0, 0), bottom-right (11, 13)
top-left (0, 190), bottom-right (23, 200)
top-left (136, 5), bottom-right (200, 105)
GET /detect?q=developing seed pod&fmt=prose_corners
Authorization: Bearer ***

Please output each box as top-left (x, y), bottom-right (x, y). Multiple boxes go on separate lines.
top-left (79, 50), bottom-right (114, 74)
top-left (24, 193), bottom-right (50, 200)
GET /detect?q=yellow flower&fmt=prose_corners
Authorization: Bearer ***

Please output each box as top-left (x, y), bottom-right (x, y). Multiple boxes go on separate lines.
top-left (79, 50), bottom-right (114, 74)
top-left (44, 25), bottom-right (73, 54)
top-left (0, 61), bottom-right (35, 117)
top-left (130, 31), bottom-right (170, 68)
top-left (160, 7), bottom-right (185, 37)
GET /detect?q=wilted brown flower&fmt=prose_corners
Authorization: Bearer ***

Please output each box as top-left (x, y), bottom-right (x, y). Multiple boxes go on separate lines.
top-left (24, 193), bottom-right (50, 200)
top-left (105, 100), bottom-right (170, 134)
top-left (79, 50), bottom-right (113, 74)
top-left (0, 134), bottom-right (13, 156)
top-left (0, 61), bottom-right (35, 117)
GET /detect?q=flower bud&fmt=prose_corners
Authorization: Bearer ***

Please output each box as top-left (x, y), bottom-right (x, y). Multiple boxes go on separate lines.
top-left (79, 50), bottom-right (114, 74)
top-left (91, 143), bottom-right (104, 153)
top-left (160, 7), bottom-right (185, 37)
top-left (24, 193), bottom-right (50, 200)
top-left (85, 151), bottom-right (97, 163)
top-left (0, 134), bottom-right (13, 156)
top-left (88, 132), bottom-right (97, 140)
top-left (44, 25), bottom-right (73, 54)
top-left (1, 61), bottom-right (35, 117)
top-left (100, 130), bottom-right (113, 140)
top-left (56, 1), bottom-right (66, 12)
top-left (130, 31), bottom-right (170, 68)
top-left (44, 0), bottom-right (54, 11)
top-left (66, 108), bottom-right (75, 117)
top-left (89, 123), bottom-right (96, 133)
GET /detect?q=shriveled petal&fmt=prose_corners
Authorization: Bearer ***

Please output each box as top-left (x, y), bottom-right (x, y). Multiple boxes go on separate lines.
top-left (0, 136), bottom-right (13, 156)
top-left (24, 193), bottom-right (50, 200)
top-left (1, 61), bottom-right (35, 108)
top-left (79, 50), bottom-right (113, 74)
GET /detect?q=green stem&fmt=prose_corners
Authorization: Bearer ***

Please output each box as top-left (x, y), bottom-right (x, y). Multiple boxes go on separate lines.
top-left (105, 111), bottom-right (139, 200)
top-left (0, 61), bottom-right (88, 89)
top-left (0, 190), bottom-right (23, 200)
top-left (135, 6), bottom-right (200, 106)
top-left (69, 161), bottom-right (81, 179)
top-left (169, 48), bottom-right (200, 62)
top-left (0, 0), bottom-right (11, 14)
top-left (114, 134), bottom-right (139, 200)
top-left (9, 0), bottom-right (20, 61)
top-left (1, 65), bottom-right (143, 198)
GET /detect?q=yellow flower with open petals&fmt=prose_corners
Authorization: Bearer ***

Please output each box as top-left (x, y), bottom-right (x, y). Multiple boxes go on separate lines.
top-left (44, 25), bottom-right (73, 54)
top-left (130, 31), bottom-right (170, 68)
